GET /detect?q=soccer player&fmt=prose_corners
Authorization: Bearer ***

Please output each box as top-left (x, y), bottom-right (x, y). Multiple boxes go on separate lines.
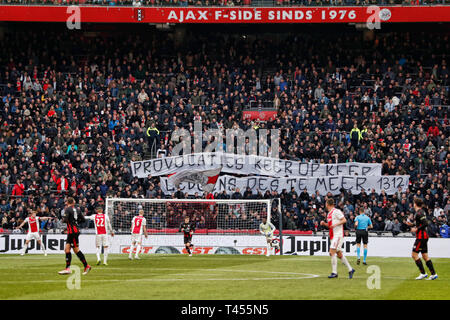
top-left (86, 207), bottom-right (114, 265)
top-left (320, 198), bottom-right (355, 279)
top-left (406, 198), bottom-right (438, 280)
top-left (179, 216), bottom-right (195, 256)
top-left (129, 209), bottom-right (148, 260)
top-left (354, 206), bottom-right (372, 265)
top-left (259, 216), bottom-right (280, 257)
top-left (58, 197), bottom-right (91, 275)
top-left (16, 210), bottom-right (51, 256)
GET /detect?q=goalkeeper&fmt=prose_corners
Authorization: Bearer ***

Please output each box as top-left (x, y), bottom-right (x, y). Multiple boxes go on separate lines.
top-left (259, 216), bottom-right (280, 257)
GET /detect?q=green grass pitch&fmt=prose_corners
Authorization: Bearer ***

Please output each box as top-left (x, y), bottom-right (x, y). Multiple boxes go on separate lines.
top-left (0, 254), bottom-right (448, 300)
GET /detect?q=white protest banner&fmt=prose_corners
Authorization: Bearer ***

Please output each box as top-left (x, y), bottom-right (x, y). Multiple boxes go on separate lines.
top-left (160, 174), bottom-right (409, 196)
top-left (168, 167), bottom-right (222, 193)
top-left (132, 152), bottom-right (382, 178)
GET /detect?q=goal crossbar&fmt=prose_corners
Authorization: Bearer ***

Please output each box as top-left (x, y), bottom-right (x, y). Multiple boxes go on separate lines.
top-left (106, 198), bottom-right (272, 204)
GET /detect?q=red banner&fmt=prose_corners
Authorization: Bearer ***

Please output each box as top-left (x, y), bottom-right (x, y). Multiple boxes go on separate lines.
top-left (243, 110), bottom-right (278, 121)
top-left (0, 5), bottom-right (450, 23)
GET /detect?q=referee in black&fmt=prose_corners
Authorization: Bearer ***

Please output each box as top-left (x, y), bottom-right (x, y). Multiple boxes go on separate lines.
top-left (354, 206), bottom-right (372, 265)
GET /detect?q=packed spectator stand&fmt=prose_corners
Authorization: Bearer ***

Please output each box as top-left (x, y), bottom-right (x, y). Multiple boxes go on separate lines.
top-left (0, 24), bottom-right (448, 237)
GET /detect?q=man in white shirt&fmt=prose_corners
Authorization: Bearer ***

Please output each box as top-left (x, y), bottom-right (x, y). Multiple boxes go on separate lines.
top-left (85, 208), bottom-right (114, 265)
top-left (16, 211), bottom-right (52, 256)
top-left (433, 206), bottom-right (444, 219)
top-left (129, 209), bottom-right (148, 260)
top-left (384, 98), bottom-right (395, 112)
top-left (320, 198), bottom-right (355, 279)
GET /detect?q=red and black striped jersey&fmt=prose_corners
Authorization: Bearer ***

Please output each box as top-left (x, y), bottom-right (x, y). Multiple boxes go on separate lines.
top-left (414, 209), bottom-right (429, 240)
top-left (64, 206), bottom-right (83, 234)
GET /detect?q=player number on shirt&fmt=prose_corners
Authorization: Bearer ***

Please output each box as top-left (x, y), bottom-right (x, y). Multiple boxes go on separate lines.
top-left (96, 217), bottom-right (104, 227)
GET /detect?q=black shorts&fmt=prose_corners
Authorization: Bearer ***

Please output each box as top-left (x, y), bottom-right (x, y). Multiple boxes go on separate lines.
top-left (355, 229), bottom-right (369, 245)
top-left (184, 235), bottom-right (192, 244)
top-left (66, 233), bottom-right (80, 248)
top-left (412, 238), bottom-right (428, 254)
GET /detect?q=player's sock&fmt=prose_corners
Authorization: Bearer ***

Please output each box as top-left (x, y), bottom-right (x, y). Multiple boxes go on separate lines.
top-left (96, 247), bottom-right (101, 262)
top-left (331, 255), bottom-right (338, 274)
top-left (340, 255), bottom-right (353, 272)
top-left (425, 260), bottom-right (436, 275)
top-left (104, 247), bottom-right (109, 264)
top-left (135, 244), bottom-right (141, 257)
top-left (356, 247), bottom-right (360, 259)
top-left (186, 245), bottom-right (191, 254)
top-left (65, 252), bottom-right (72, 268)
top-left (129, 244), bottom-right (135, 257)
top-left (41, 243), bottom-right (46, 255)
top-left (363, 248), bottom-right (368, 263)
top-left (266, 243), bottom-right (271, 255)
top-left (415, 259), bottom-right (426, 274)
top-left (275, 242), bottom-right (280, 254)
top-left (76, 251), bottom-right (88, 268)
top-left (22, 242), bottom-right (29, 255)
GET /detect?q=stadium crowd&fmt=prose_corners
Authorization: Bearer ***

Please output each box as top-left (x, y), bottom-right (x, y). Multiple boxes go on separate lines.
top-left (0, 26), bottom-right (448, 236)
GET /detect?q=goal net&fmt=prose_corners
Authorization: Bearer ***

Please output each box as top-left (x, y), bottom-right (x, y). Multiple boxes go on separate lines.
top-left (105, 198), bottom-right (273, 236)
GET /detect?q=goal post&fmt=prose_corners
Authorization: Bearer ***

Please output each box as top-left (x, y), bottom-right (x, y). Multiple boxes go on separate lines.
top-left (104, 198), bottom-right (272, 236)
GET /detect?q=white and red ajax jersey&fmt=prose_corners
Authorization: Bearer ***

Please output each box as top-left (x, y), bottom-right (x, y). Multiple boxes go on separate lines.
top-left (327, 207), bottom-right (345, 240)
top-left (25, 216), bottom-right (40, 233)
top-left (131, 216), bottom-right (146, 235)
top-left (93, 213), bottom-right (111, 235)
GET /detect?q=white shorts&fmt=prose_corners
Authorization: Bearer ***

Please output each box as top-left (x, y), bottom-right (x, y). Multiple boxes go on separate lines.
top-left (96, 234), bottom-right (109, 247)
top-left (26, 232), bottom-right (41, 242)
top-left (265, 233), bottom-right (273, 241)
top-left (131, 234), bottom-right (142, 244)
top-left (330, 236), bottom-right (344, 252)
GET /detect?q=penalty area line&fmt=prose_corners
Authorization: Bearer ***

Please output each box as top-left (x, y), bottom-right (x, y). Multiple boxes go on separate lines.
top-left (1, 275), bottom-right (320, 284)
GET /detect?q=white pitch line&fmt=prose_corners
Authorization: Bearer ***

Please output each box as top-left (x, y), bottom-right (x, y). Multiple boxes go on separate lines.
top-left (6, 275), bottom-right (446, 283)
top-left (101, 267), bottom-right (320, 278)
top-left (1, 276), bottom-right (319, 284)
top-left (209, 269), bottom-right (320, 277)
top-left (1, 268), bottom-right (320, 283)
